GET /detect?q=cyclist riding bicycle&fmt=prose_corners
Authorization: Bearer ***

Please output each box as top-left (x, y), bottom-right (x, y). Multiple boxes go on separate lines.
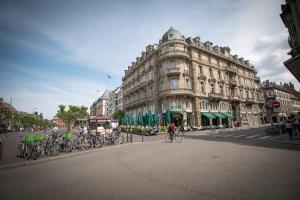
top-left (168, 123), bottom-right (176, 141)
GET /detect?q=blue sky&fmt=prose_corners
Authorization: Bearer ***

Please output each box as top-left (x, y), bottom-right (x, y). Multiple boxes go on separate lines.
top-left (0, 0), bottom-right (298, 119)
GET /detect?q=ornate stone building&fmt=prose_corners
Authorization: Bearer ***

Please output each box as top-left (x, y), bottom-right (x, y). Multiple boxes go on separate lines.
top-left (122, 27), bottom-right (265, 127)
top-left (261, 80), bottom-right (300, 122)
top-left (281, 0), bottom-right (300, 82)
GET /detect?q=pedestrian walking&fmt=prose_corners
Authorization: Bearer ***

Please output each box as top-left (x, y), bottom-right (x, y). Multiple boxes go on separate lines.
top-left (286, 116), bottom-right (293, 138)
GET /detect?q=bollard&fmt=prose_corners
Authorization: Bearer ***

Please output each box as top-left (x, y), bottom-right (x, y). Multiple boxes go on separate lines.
top-left (127, 132), bottom-right (129, 142)
top-left (0, 141), bottom-right (3, 161)
top-left (130, 129), bottom-right (133, 143)
top-left (142, 131), bottom-right (144, 142)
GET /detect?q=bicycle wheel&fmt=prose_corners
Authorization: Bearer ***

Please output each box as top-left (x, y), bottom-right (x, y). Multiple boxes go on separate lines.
top-left (65, 140), bottom-right (73, 152)
top-left (175, 135), bottom-right (182, 143)
top-left (24, 144), bottom-right (32, 160)
top-left (165, 134), bottom-right (171, 143)
top-left (73, 139), bottom-right (79, 149)
top-left (114, 136), bottom-right (124, 145)
top-left (94, 137), bottom-right (102, 148)
top-left (82, 140), bottom-right (92, 150)
top-left (49, 143), bottom-right (59, 156)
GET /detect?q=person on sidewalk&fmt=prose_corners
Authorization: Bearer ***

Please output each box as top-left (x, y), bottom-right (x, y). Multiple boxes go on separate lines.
top-left (286, 116), bottom-right (293, 138)
top-left (168, 123), bottom-right (176, 141)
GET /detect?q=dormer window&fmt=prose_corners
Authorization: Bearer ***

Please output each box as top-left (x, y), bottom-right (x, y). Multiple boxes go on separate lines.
top-left (169, 33), bottom-right (174, 39)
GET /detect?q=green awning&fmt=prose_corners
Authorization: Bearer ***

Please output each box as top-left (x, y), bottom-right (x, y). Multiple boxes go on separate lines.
top-left (222, 113), bottom-right (233, 118)
top-left (212, 113), bottom-right (226, 119)
top-left (202, 112), bottom-right (216, 119)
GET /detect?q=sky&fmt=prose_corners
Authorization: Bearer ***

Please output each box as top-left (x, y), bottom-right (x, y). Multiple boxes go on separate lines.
top-left (0, 0), bottom-right (298, 119)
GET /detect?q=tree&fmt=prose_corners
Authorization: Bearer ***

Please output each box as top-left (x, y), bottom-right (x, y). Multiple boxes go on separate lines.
top-left (0, 107), bottom-right (13, 133)
top-left (56, 105), bottom-right (88, 131)
top-left (113, 109), bottom-right (125, 124)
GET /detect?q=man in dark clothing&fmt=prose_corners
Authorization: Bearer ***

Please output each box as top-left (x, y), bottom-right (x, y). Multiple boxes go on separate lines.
top-left (168, 123), bottom-right (176, 141)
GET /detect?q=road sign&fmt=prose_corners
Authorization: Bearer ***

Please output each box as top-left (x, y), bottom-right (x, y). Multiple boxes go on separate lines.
top-left (272, 101), bottom-right (280, 108)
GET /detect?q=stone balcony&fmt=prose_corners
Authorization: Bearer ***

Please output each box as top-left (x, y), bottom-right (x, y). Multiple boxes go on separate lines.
top-left (226, 66), bottom-right (237, 74)
top-left (228, 95), bottom-right (241, 102)
top-left (166, 68), bottom-right (181, 76)
top-left (245, 97), bottom-right (255, 104)
top-left (229, 79), bottom-right (237, 86)
top-left (158, 50), bottom-right (190, 62)
top-left (254, 76), bottom-right (260, 83)
top-left (159, 88), bottom-right (194, 97)
top-left (208, 92), bottom-right (223, 101)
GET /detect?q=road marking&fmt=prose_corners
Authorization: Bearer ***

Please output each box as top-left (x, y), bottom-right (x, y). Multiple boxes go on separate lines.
top-left (259, 136), bottom-right (272, 139)
top-left (219, 134), bottom-right (231, 137)
top-left (234, 134), bottom-right (245, 138)
top-left (245, 134), bottom-right (260, 139)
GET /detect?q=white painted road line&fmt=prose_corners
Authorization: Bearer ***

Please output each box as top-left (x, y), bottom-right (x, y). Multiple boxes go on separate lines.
top-left (220, 134), bottom-right (231, 137)
top-left (234, 134), bottom-right (245, 138)
top-left (259, 136), bottom-right (272, 140)
top-left (245, 134), bottom-right (260, 139)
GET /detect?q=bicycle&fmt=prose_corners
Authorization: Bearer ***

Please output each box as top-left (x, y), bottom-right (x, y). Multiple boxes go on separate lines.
top-left (208, 126), bottom-right (217, 136)
top-left (165, 131), bottom-right (183, 143)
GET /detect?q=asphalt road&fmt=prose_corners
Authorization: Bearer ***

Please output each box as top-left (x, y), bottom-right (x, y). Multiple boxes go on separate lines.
top-left (0, 127), bottom-right (300, 200)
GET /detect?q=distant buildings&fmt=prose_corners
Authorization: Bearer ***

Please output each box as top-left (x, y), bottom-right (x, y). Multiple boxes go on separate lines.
top-left (261, 80), bottom-right (300, 122)
top-left (90, 90), bottom-right (112, 116)
top-left (52, 116), bottom-right (65, 127)
top-left (280, 0), bottom-right (300, 82)
top-left (108, 86), bottom-right (124, 117)
top-left (121, 27), bottom-right (265, 127)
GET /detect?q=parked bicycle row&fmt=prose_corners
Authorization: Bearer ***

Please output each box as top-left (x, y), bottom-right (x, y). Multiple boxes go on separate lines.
top-left (16, 129), bottom-right (124, 160)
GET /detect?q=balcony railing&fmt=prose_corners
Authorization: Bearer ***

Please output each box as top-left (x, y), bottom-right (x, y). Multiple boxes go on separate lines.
top-left (229, 79), bottom-right (237, 86)
top-left (228, 95), bottom-right (240, 102)
top-left (208, 92), bottom-right (223, 101)
top-left (254, 76), bottom-right (260, 83)
top-left (158, 50), bottom-right (190, 61)
top-left (159, 88), bottom-right (194, 97)
top-left (226, 67), bottom-right (237, 74)
top-left (166, 68), bottom-right (181, 76)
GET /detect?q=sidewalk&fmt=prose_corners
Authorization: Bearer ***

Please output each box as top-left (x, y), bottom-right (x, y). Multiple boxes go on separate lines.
top-left (267, 134), bottom-right (300, 145)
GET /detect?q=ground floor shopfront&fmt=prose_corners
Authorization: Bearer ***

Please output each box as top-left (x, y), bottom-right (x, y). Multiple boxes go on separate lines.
top-left (124, 96), bottom-right (265, 128)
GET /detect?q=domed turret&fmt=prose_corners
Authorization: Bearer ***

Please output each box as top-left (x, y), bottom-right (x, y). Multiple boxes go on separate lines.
top-left (162, 26), bottom-right (184, 43)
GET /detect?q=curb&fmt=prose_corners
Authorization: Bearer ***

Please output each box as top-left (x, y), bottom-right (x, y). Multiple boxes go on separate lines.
top-left (0, 141), bottom-right (145, 171)
top-left (266, 135), bottom-right (300, 145)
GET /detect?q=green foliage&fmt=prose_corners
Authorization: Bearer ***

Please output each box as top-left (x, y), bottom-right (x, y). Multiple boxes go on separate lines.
top-left (113, 109), bottom-right (125, 124)
top-left (56, 105), bottom-right (88, 131)
top-left (160, 126), bottom-right (167, 133)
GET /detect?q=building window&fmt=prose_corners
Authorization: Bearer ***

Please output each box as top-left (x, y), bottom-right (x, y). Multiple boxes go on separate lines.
top-left (218, 71), bottom-right (221, 79)
top-left (199, 65), bottom-right (203, 74)
top-left (246, 91), bottom-right (249, 98)
top-left (209, 68), bottom-right (213, 77)
top-left (169, 44), bottom-right (175, 52)
top-left (200, 81), bottom-right (205, 93)
top-left (220, 85), bottom-right (224, 95)
top-left (200, 101), bottom-right (208, 110)
top-left (170, 60), bottom-right (176, 69)
top-left (210, 83), bottom-right (215, 93)
top-left (240, 89), bottom-right (243, 98)
top-left (171, 79), bottom-right (178, 89)
top-left (160, 81), bottom-right (164, 90)
top-left (210, 102), bottom-right (218, 111)
top-left (186, 78), bottom-right (191, 88)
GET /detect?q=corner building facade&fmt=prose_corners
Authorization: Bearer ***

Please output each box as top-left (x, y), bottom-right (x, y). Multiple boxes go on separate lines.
top-left (122, 27), bottom-right (265, 127)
